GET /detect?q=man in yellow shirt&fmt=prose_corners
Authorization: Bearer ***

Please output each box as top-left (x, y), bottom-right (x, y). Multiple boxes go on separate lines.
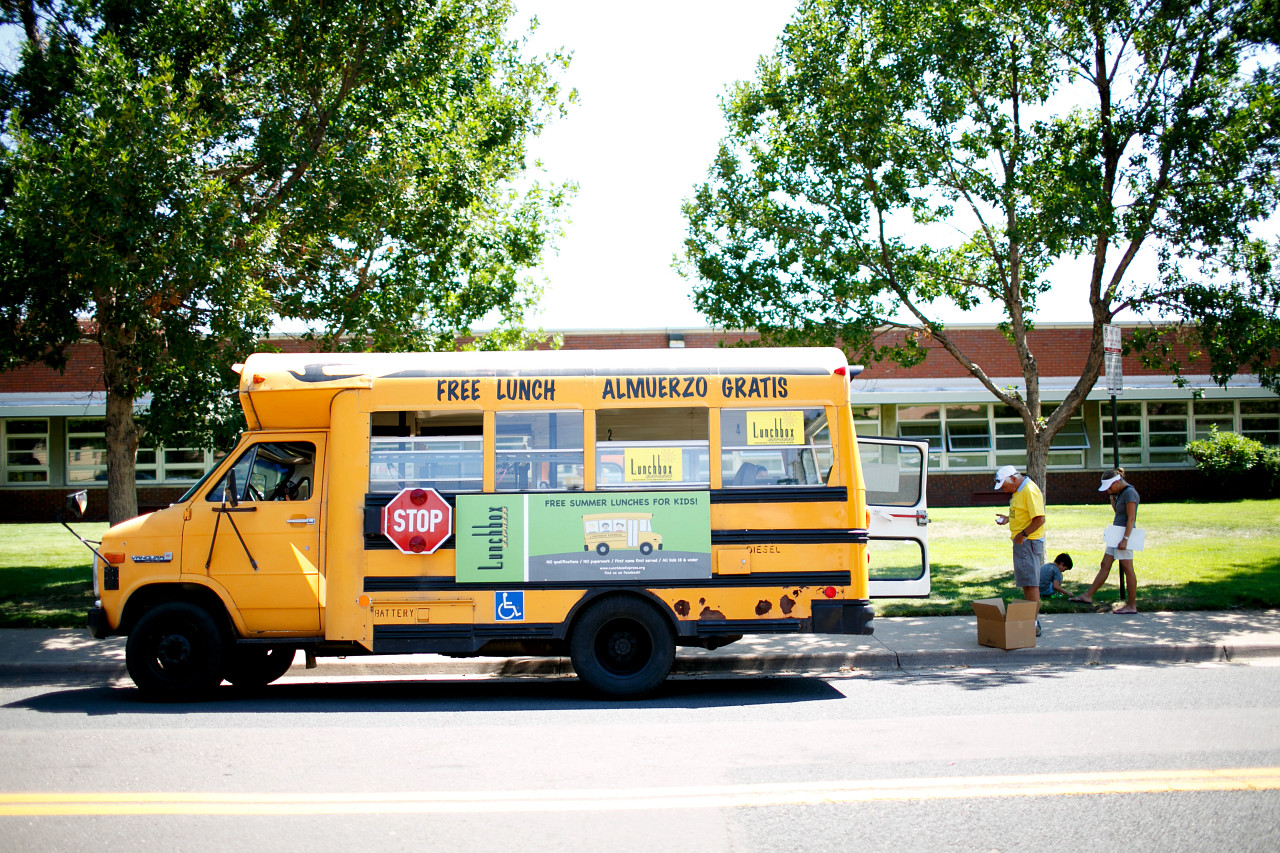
top-left (994, 465), bottom-right (1046, 636)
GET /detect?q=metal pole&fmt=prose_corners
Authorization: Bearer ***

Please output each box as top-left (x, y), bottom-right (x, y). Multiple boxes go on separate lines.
top-left (1111, 394), bottom-right (1125, 601)
top-left (1110, 394), bottom-right (1120, 470)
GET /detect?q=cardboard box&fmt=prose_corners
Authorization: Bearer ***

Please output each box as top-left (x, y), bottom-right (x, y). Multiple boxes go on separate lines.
top-left (971, 598), bottom-right (1040, 650)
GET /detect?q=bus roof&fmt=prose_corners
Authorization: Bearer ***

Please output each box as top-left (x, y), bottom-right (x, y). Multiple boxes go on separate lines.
top-left (235, 348), bottom-right (859, 430)
top-left (238, 347), bottom-right (854, 390)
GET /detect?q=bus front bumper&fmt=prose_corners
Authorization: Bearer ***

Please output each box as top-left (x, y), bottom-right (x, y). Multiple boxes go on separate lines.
top-left (810, 601), bottom-right (874, 636)
top-left (86, 607), bottom-right (113, 639)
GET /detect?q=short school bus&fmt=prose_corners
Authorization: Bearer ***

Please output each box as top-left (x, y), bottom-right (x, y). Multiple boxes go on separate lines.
top-left (85, 348), bottom-right (930, 699)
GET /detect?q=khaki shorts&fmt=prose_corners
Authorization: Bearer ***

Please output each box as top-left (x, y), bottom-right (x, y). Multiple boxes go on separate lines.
top-left (1013, 538), bottom-right (1045, 588)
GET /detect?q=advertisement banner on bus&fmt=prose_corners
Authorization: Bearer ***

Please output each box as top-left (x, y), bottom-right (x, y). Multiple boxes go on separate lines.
top-left (455, 491), bottom-right (711, 584)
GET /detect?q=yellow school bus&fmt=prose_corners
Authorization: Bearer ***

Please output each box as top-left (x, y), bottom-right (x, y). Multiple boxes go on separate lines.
top-left (83, 348), bottom-right (930, 699)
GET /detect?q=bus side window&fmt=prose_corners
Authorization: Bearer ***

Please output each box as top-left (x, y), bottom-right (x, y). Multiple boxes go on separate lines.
top-left (595, 406), bottom-right (709, 489)
top-left (720, 408), bottom-right (833, 488)
top-left (495, 411), bottom-right (585, 492)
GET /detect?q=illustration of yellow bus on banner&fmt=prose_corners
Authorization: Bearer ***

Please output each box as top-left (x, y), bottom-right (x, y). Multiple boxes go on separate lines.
top-left (583, 512), bottom-right (663, 555)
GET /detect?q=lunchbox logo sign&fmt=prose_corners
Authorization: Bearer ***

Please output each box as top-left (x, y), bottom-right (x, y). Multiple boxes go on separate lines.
top-left (746, 411), bottom-right (805, 446)
top-left (624, 447), bottom-right (682, 483)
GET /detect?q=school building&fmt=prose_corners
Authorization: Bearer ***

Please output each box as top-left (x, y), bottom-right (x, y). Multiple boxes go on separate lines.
top-left (2, 324), bottom-right (1276, 521)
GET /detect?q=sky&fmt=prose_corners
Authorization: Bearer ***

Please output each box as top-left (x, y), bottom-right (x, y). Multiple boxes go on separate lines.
top-left (515, 1), bottom-right (798, 331)
top-left (514, 1), bottom-right (1107, 332)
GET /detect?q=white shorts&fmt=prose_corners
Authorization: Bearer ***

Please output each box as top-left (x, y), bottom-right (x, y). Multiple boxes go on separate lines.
top-left (1105, 546), bottom-right (1135, 561)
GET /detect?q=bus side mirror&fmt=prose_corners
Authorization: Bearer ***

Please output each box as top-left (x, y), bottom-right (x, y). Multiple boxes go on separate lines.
top-left (224, 470), bottom-right (240, 507)
top-left (65, 490), bottom-right (88, 518)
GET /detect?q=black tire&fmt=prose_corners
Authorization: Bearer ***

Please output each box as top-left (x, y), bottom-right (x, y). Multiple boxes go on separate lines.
top-left (596, 542), bottom-right (610, 556)
top-left (223, 645), bottom-right (296, 689)
top-left (639, 542), bottom-right (653, 555)
top-left (569, 597), bottom-right (675, 699)
top-left (125, 602), bottom-right (225, 701)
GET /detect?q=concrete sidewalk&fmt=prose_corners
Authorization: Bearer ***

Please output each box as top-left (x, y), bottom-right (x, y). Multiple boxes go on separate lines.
top-left (2, 609), bottom-right (1278, 685)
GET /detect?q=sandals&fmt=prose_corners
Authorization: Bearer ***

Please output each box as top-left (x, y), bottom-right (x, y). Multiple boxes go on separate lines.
top-left (1112, 606), bottom-right (1138, 614)
top-left (1068, 596), bottom-right (1091, 603)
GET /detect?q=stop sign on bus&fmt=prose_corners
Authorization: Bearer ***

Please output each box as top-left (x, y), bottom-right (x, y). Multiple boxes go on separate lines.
top-left (381, 487), bottom-right (453, 554)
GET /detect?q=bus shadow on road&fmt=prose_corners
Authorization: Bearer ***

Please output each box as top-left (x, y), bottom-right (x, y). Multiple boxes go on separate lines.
top-left (4, 673), bottom-right (848, 716)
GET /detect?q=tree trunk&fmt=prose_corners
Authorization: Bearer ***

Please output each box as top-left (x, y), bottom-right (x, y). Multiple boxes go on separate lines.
top-left (101, 337), bottom-right (141, 525)
top-left (1025, 428), bottom-right (1051, 503)
top-left (103, 387), bottom-right (140, 525)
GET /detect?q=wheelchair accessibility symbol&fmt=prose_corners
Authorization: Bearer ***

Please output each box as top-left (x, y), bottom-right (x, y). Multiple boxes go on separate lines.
top-left (495, 591), bottom-right (524, 622)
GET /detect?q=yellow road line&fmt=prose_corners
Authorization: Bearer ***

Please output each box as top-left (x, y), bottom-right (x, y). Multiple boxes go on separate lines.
top-left (1, 768), bottom-right (1278, 816)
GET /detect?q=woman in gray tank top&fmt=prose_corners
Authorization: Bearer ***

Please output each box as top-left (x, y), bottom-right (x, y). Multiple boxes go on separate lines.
top-left (1069, 468), bottom-right (1140, 613)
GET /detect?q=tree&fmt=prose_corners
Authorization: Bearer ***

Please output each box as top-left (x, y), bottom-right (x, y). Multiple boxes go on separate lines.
top-left (0, 0), bottom-right (572, 524)
top-left (679, 0), bottom-right (1280, 490)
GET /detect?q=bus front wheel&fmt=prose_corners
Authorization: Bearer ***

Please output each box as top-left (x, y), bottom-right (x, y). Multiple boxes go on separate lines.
top-left (569, 597), bottom-right (675, 699)
top-left (596, 543), bottom-right (610, 556)
top-left (125, 601), bottom-right (225, 702)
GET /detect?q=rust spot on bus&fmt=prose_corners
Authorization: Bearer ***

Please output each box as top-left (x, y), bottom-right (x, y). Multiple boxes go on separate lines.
top-left (755, 600), bottom-right (772, 616)
top-left (779, 595), bottom-right (795, 615)
top-left (674, 600), bottom-right (690, 617)
top-left (700, 607), bottom-right (725, 620)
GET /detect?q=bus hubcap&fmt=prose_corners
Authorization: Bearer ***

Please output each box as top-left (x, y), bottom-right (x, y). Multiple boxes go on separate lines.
top-left (157, 634), bottom-right (192, 667)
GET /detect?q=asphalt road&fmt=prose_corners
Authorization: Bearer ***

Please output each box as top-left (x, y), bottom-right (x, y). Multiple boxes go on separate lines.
top-left (2, 660), bottom-right (1279, 852)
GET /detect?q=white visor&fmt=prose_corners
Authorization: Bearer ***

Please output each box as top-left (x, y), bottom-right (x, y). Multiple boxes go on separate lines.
top-left (1098, 475), bottom-right (1122, 491)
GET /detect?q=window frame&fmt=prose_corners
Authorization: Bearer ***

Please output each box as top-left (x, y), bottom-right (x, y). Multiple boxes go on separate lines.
top-left (3, 418), bottom-right (51, 484)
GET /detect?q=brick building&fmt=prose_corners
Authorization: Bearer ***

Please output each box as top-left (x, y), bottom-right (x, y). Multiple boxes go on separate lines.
top-left (2, 324), bottom-right (1275, 521)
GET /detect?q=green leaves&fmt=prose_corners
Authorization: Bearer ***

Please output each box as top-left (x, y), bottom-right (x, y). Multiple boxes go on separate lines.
top-left (1, 0), bottom-right (572, 519)
top-left (680, 0), bottom-right (1279, 487)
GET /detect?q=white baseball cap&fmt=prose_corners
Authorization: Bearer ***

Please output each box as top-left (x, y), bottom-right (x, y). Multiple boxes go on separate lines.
top-left (1099, 474), bottom-right (1123, 491)
top-left (993, 465), bottom-right (1019, 490)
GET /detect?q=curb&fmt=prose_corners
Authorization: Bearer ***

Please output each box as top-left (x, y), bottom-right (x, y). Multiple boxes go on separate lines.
top-left (2, 643), bottom-right (1278, 686)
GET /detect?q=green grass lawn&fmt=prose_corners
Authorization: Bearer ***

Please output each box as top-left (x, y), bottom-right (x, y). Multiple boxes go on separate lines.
top-left (877, 499), bottom-right (1280, 616)
top-left (0, 522), bottom-right (108, 628)
top-left (1, 500), bottom-right (1278, 628)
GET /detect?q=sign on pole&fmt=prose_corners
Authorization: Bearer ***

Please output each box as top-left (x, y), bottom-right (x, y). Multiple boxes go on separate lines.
top-left (1103, 324), bottom-right (1123, 395)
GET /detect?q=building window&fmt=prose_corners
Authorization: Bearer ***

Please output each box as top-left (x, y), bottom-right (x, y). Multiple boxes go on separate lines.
top-left (68, 419), bottom-right (209, 484)
top-left (1241, 400), bottom-right (1280, 446)
top-left (1146, 401), bottom-right (1190, 465)
top-left (1098, 401), bottom-right (1191, 467)
top-left (161, 448), bottom-right (212, 482)
top-left (943, 404), bottom-right (991, 469)
top-left (495, 411), bottom-right (585, 491)
top-left (850, 404), bottom-right (881, 437)
top-left (140, 447), bottom-right (212, 483)
top-left (1098, 401), bottom-right (1143, 467)
top-left (896, 405), bottom-right (942, 470)
top-left (67, 418), bottom-right (109, 483)
top-left (4, 419), bottom-right (50, 483)
top-left (1192, 400), bottom-right (1234, 440)
top-left (993, 404), bottom-right (1089, 469)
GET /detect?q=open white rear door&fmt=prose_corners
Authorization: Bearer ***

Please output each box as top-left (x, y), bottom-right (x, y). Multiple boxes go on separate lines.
top-left (859, 437), bottom-right (930, 598)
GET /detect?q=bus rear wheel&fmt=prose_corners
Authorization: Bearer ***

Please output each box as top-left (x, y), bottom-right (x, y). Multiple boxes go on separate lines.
top-left (223, 645), bottom-right (296, 690)
top-left (569, 597), bottom-right (674, 699)
top-left (125, 602), bottom-right (225, 702)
